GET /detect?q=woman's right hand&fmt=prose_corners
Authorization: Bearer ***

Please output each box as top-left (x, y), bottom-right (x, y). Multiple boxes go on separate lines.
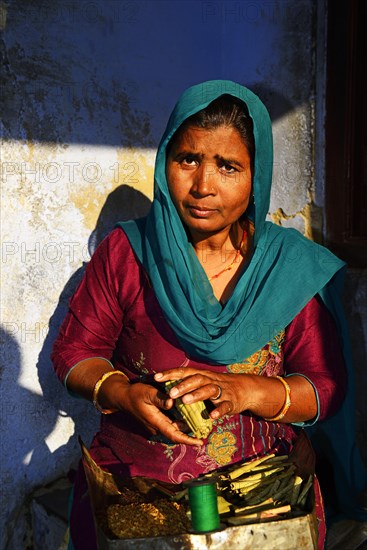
top-left (99, 376), bottom-right (204, 447)
top-left (65, 358), bottom-right (204, 446)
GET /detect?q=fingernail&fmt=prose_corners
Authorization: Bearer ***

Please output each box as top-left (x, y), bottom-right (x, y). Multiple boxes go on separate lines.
top-left (170, 388), bottom-right (178, 397)
top-left (155, 373), bottom-right (163, 379)
top-left (183, 395), bottom-right (193, 403)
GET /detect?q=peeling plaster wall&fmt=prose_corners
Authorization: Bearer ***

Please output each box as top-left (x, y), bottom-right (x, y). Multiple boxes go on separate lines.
top-left (0, 0), bottom-right (365, 548)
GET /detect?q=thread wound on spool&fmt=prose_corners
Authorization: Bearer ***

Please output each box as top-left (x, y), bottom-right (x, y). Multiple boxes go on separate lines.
top-left (186, 477), bottom-right (220, 533)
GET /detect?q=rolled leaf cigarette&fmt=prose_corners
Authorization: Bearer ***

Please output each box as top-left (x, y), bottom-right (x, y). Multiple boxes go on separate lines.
top-left (228, 455), bottom-right (276, 479)
top-left (165, 380), bottom-right (213, 439)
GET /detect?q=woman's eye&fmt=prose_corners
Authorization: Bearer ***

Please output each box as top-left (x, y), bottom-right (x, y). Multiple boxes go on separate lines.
top-left (181, 156), bottom-right (197, 167)
top-left (220, 162), bottom-right (237, 174)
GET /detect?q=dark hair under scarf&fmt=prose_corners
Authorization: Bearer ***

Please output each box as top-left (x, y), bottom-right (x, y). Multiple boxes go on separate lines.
top-left (168, 95), bottom-right (255, 168)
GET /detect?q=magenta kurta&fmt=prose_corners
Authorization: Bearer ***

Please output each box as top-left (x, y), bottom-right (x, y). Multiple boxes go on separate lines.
top-left (52, 227), bottom-right (347, 548)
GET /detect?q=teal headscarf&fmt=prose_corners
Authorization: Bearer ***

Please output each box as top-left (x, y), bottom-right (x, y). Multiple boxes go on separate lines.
top-left (119, 80), bottom-right (344, 364)
top-left (118, 80), bottom-right (366, 521)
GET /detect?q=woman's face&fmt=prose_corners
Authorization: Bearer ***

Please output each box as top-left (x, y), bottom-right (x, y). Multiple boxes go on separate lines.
top-left (166, 124), bottom-right (253, 239)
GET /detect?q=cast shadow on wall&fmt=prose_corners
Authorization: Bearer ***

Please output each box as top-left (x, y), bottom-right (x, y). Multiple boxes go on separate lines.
top-left (35, 185), bottom-right (151, 472)
top-left (0, 185), bottom-right (151, 545)
top-left (0, 325), bottom-right (53, 547)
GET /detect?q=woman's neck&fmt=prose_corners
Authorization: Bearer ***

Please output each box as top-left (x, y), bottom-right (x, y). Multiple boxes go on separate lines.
top-left (191, 222), bottom-right (242, 260)
top-left (191, 220), bottom-right (251, 303)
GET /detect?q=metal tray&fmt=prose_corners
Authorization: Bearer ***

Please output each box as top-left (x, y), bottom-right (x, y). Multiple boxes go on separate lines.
top-left (96, 507), bottom-right (318, 550)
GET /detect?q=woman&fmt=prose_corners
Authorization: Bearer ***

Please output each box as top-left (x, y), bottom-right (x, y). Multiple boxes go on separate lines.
top-left (52, 81), bottom-right (357, 548)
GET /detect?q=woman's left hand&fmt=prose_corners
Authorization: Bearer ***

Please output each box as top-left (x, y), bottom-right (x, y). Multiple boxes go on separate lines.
top-left (155, 367), bottom-right (319, 424)
top-left (155, 367), bottom-right (249, 420)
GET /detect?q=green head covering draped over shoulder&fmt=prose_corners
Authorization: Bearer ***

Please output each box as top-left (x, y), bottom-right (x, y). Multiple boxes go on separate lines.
top-left (119, 80), bottom-right (344, 364)
top-left (118, 80), bottom-right (366, 521)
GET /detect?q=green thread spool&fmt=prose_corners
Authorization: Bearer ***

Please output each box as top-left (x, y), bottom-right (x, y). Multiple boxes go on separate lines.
top-left (187, 477), bottom-right (220, 533)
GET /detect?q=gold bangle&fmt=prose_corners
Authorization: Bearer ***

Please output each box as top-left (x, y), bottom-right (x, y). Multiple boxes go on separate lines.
top-left (92, 370), bottom-right (129, 414)
top-left (263, 376), bottom-right (291, 422)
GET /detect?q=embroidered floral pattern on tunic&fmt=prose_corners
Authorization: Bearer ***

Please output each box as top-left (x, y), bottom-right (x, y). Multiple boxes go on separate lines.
top-left (207, 427), bottom-right (237, 466)
top-left (163, 445), bottom-right (175, 462)
top-left (130, 352), bottom-right (148, 374)
top-left (195, 444), bottom-right (219, 472)
top-left (269, 330), bottom-right (285, 354)
top-left (226, 329), bottom-right (285, 376)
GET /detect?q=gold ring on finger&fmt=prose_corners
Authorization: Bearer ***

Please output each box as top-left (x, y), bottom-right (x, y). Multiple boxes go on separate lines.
top-left (212, 385), bottom-right (222, 401)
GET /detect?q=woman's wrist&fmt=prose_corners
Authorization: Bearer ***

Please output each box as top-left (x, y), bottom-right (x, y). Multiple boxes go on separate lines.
top-left (235, 373), bottom-right (290, 419)
top-left (240, 374), bottom-right (317, 423)
top-left (96, 373), bottom-right (130, 413)
top-left (65, 357), bottom-right (130, 407)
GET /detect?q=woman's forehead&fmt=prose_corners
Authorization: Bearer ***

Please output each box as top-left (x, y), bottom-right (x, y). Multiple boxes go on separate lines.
top-left (167, 126), bottom-right (252, 169)
top-left (169, 125), bottom-right (248, 153)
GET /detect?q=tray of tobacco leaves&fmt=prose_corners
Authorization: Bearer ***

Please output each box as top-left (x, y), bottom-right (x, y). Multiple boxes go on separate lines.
top-left (80, 430), bottom-right (318, 550)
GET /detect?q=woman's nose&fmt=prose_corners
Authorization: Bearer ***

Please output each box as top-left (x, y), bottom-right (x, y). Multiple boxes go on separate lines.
top-left (191, 163), bottom-right (217, 196)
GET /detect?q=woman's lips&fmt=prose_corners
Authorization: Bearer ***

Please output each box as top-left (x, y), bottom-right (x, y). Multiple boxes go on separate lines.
top-left (187, 206), bottom-right (217, 218)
